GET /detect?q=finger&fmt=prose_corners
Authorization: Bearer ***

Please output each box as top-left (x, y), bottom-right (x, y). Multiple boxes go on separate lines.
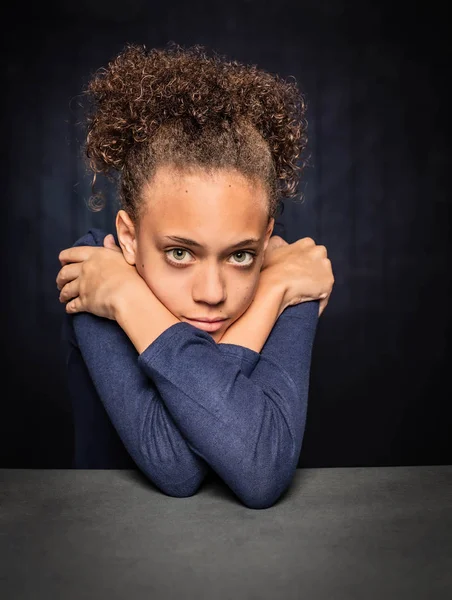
top-left (318, 293), bottom-right (331, 317)
top-left (103, 234), bottom-right (115, 247)
top-left (56, 263), bottom-right (81, 291)
top-left (59, 280), bottom-right (80, 303)
top-left (103, 234), bottom-right (122, 252)
top-left (58, 246), bottom-right (94, 266)
top-left (263, 236), bottom-right (287, 264)
top-left (65, 296), bottom-right (84, 314)
top-left (268, 235), bottom-right (287, 249)
top-left (314, 245), bottom-right (328, 257)
top-left (296, 237), bottom-right (316, 248)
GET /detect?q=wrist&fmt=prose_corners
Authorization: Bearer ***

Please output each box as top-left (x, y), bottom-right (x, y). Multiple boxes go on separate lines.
top-left (113, 276), bottom-right (151, 323)
top-left (257, 270), bottom-right (288, 318)
top-left (218, 272), bottom-right (286, 352)
top-left (114, 278), bottom-right (180, 355)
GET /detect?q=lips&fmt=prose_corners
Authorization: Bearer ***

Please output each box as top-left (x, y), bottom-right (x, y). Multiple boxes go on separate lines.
top-left (188, 318), bottom-right (226, 323)
top-left (184, 318), bottom-right (227, 332)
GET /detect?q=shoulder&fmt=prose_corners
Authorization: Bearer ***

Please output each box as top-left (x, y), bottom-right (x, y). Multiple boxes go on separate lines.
top-left (71, 228), bottom-right (114, 248)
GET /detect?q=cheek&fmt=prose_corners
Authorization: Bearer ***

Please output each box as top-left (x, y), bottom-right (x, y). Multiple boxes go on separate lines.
top-left (137, 259), bottom-right (188, 309)
top-left (236, 277), bottom-right (260, 309)
top-left (240, 285), bottom-right (254, 303)
top-left (230, 269), bottom-right (261, 300)
top-left (135, 245), bottom-right (164, 288)
top-left (142, 268), bottom-right (178, 302)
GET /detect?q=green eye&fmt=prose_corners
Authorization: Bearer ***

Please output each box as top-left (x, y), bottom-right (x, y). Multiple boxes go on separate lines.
top-left (171, 249), bottom-right (188, 261)
top-left (164, 248), bottom-right (256, 268)
top-left (232, 251), bottom-right (251, 264)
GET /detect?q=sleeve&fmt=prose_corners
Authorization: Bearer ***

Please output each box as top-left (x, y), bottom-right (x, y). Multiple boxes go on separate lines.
top-left (65, 229), bottom-right (211, 497)
top-left (63, 316), bottom-right (139, 471)
top-left (137, 300), bottom-right (319, 509)
top-left (65, 228), bottom-right (319, 508)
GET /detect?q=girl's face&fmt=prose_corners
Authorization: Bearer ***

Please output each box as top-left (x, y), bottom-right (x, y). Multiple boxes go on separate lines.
top-left (116, 165), bottom-right (275, 342)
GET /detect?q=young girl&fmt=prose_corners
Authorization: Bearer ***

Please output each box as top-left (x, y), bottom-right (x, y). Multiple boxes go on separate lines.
top-left (56, 43), bottom-right (334, 509)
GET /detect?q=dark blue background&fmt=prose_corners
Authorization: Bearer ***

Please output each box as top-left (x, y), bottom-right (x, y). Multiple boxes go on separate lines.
top-left (2, 0), bottom-right (450, 467)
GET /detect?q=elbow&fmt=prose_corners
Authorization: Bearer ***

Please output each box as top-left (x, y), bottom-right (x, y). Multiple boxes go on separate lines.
top-left (237, 479), bottom-right (289, 509)
top-left (139, 462), bottom-right (207, 498)
top-left (137, 414), bottom-right (209, 498)
top-left (158, 478), bottom-right (202, 498)
top-left (234, 429), bottom-right (301, 509)
top-left (240, 491), bottom-right (281, 510)
top-left (233, 389), bottom-right (304, 509)
top-left (234, 460), bottom-right (297, 510)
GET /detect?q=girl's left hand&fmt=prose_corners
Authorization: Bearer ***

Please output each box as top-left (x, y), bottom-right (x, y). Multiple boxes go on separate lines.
top-left (56, 234), bottom-right (142, 320)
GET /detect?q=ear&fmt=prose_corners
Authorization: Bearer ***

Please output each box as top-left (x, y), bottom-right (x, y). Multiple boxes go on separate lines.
top-left (116, 210), bottom-right (138, 266)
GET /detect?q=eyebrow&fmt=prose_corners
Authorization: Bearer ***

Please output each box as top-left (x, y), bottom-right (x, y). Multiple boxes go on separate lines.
top-left (162, 235), bottom-right (261, 251)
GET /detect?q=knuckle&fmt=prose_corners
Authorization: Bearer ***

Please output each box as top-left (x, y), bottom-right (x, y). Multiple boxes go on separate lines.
top-left (269, 235), bottom-right (287, 248)
top-left (308, 244), bottom-right (326, 257)
top-left (301, 236), bottom-right (315, 245)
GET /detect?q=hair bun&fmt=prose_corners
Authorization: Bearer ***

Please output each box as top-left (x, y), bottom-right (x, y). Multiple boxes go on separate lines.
top-left (83, 42), bottom-right (308, 196)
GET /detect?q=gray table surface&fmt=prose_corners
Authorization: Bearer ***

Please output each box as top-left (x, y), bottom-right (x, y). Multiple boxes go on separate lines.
top-left (1, 465), bottom-right (451, 600)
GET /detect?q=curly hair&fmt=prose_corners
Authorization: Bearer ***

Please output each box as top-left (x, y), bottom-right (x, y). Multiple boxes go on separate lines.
top-left (83, 42), bottom-right (309, 224)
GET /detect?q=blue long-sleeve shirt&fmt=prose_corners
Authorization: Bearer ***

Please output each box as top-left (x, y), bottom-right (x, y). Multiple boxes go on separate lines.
top-left (61, 228), bottom-right (319, 509)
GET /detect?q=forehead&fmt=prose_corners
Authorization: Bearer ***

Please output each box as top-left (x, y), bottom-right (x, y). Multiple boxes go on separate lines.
top-left (141, 166), bottom-right (269, 235)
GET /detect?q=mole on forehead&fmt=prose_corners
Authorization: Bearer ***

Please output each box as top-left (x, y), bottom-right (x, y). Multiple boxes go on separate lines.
top-left (149, 181), bottom-right (241, 199)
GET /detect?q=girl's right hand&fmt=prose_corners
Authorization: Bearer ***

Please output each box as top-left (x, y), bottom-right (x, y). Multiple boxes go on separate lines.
top-left (260, 235), bottom-right (335, 317)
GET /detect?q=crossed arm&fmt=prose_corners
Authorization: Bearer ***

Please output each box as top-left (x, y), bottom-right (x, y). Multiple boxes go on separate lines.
top-left (65, 229), bottom-right (319, 508)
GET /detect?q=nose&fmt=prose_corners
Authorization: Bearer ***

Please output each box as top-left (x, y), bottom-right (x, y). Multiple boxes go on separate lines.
top-left (192, 263), bottom-right (227, 305)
